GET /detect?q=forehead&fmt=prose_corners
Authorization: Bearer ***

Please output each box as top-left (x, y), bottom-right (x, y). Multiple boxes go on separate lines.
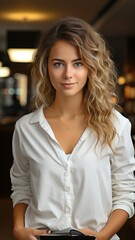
top-left (49, 40), bottom-right (80, 59)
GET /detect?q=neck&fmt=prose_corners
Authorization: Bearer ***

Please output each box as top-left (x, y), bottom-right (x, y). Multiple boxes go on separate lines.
top-left (52, 95), bottom-right (85, 118)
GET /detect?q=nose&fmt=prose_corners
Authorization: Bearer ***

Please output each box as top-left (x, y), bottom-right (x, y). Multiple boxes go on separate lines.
top-left (64, 65), bottom-right (72, 80)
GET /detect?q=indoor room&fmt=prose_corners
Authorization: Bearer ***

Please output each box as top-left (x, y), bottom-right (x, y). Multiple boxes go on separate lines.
top-left (0, 0), bottom-right (135, 239)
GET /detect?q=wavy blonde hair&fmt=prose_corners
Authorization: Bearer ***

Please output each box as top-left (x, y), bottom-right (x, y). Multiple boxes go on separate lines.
top-left (31, 16), bottom-right (117, 149)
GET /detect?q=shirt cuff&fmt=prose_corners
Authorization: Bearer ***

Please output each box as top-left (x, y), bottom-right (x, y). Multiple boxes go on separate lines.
top-left (112, 204), bottom-right (135, 218)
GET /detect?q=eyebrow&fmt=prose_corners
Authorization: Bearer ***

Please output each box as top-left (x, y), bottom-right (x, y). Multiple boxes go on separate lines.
top-left (51, 58), bottom-right (82, 62)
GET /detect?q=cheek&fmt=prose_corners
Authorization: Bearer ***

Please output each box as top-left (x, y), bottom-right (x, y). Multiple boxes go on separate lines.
top-left (49, 75), bottom-right (56, 88)
top-left (48, 68), bottom-right (56, 84)
top-left (48, 70), bottom-right (61, 91)
top-left (78, 71), bottom-right (88, 89)
top-left (47, 70), bottom-right (55, 89)
top-left (80, 71), bottom-right (88, 83)
top-left (48, 68), bottom-right (61, 82)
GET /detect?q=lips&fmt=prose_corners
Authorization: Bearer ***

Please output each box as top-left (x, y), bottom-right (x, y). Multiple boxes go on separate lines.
top-left (61, 83), bottom-right (76, 88)
top-left (61, 82), bottom-right (75, 85)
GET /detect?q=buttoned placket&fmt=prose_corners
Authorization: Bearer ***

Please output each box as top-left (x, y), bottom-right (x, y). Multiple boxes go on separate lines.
top-left (40, 114), bottom-right (91, 229)
top-left (41, 117), bottom-right (73, 224)
top-left (64, 160), bottom-right (73, 227)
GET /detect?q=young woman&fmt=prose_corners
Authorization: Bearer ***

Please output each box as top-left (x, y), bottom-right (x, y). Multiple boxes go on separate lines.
top-left (10, 17), bottom-right (135, 240)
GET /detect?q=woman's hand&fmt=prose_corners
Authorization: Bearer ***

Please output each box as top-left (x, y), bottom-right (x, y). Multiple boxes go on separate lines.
top-left (79, 210), bottom-right (129, 240)
top-left (13, 226), bottom-right (51, 240)
top-left (78, 228), bottom-right (96, 236)
top-left (78, 228), bottom-right (108, 240)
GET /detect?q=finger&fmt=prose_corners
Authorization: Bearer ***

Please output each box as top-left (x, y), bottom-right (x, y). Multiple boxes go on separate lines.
top-left (33, 229), bottom-right (51, 236)
top-left (78, 228), bottom-right (95, 236)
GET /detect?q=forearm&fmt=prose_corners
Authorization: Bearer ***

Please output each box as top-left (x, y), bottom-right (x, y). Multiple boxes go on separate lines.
top-left (79, 209), bottom-right (129, 240)
top-left (13, 203), bottom-right (28, 230)
top-left (97, 209), bottom-right (129, 240)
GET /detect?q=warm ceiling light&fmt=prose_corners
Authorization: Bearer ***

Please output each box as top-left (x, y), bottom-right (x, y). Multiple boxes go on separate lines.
top-left (0, 66), bottom-right (10, 77)
top-left (7, 31), bottom-right (40, 63)
top-left (0, 52), bottom-right (10, 77)
top-left (117, 76), bottom-right (126, 85)
top-left (8, 48), bottom-right (36, 63)
top-left (0, 12), bottom-right (55, 21)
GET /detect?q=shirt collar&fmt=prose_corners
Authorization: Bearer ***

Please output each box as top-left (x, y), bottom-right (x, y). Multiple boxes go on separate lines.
top-left (29, 106), bottom-right (56, 140)
top-left (29, 106), bottom-right (91, 142)
top-left (29, 106), bottom-right (44, 124)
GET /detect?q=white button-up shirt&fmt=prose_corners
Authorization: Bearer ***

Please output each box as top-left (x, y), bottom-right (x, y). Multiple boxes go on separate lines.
top-left (10, 107), bottom-right (135, 240)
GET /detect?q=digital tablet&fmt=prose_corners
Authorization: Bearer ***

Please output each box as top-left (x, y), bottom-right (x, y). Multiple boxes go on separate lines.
top-left (39, 236), bottom-right (96, 240)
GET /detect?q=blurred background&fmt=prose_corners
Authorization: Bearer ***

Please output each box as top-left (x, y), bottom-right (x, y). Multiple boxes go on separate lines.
top-left (0, 0), bottom-right (135, 239)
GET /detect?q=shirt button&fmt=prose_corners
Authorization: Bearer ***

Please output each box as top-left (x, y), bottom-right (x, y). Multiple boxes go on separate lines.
top-left (65, 185), bottom-right (70, 191)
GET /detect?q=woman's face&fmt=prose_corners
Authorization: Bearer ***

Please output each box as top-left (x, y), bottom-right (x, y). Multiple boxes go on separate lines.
top-left (47, 40), bottom-right (88, 98)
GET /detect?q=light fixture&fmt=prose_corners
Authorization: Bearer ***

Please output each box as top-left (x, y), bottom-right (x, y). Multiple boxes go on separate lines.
top-left (117, 76), bottom-right (126, 85)
top-left (7, 31), bottom-right (41, 63)
top-left (0, 51), bottom-right (10, 77)
top-left (8, 48), bottom-right (36, 63)
top-left (1, 11), bottom-right (55, 22)
top-left (0, 65), bottom-right (10, 77)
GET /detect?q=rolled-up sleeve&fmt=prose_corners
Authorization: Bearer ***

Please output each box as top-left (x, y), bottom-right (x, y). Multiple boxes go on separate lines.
top-left (111, 119), bottom-right (135, 217)
top-left (10, 122), bottom-right (32, 207)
